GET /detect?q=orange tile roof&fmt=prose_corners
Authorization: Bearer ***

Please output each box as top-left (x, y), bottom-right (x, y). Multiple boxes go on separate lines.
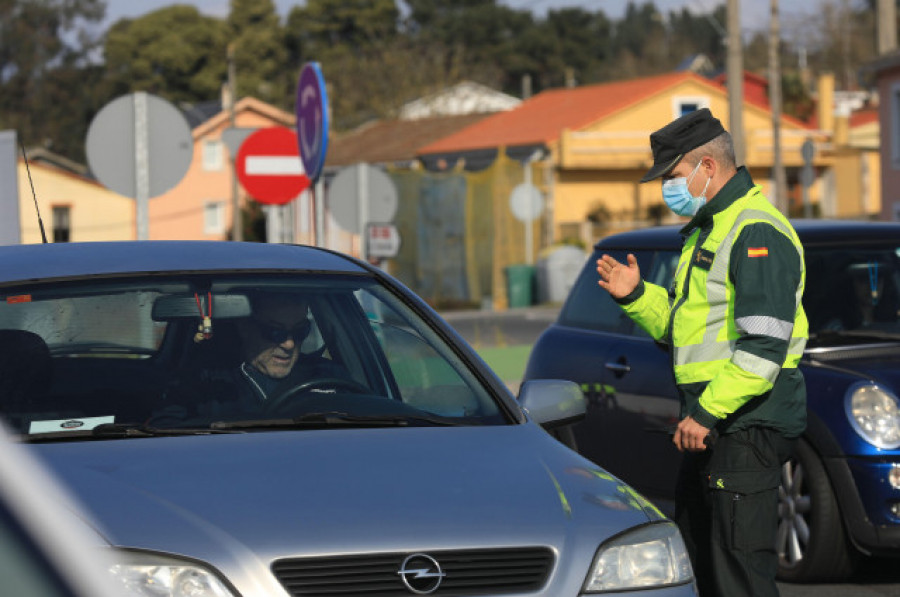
top-left (325, 113), bottom-right (493, 167)
top-left (850, 107), bottom-right (879, 127)
top-left (418, 71), bottom-right (713, 155)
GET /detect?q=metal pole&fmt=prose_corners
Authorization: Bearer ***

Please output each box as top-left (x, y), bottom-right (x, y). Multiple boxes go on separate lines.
top-left (524, 157), bottom-right (534, 265)
top-left (769, 0), bottom-right (788, 214)
top-left (726, 0), bottom-right (746, 165)
top-left (878, 0), bottom-right (898, 55)
top-left (133, 92), bottom-right (149, 241)
top-left (357, 163), bottom-right (368, 261)
top-left (315, 177), bottom-right (325, 248)
top-left (228, 43), bottom-right (243, 241)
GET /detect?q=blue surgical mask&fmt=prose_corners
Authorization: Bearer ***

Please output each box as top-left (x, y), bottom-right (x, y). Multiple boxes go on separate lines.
top-left (662, 161), bottom-right (710, 217)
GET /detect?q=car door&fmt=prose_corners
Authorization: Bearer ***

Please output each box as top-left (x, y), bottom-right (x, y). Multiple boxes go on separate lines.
top-left (570, 249), bottom-right (683, 507)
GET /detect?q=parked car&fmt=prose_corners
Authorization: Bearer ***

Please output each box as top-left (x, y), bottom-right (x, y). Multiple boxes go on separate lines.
top-left (523, 219), bottom-right (900, 583)
top-left (0, 240), bottom-right (697, 597)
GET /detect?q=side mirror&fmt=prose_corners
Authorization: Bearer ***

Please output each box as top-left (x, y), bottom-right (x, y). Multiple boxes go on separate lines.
top-left (518, 379), bottom-right (586, 428)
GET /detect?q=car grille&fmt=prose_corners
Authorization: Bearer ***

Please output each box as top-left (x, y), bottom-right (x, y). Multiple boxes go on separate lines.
top-left (271, 547), bottom-right (555, 596)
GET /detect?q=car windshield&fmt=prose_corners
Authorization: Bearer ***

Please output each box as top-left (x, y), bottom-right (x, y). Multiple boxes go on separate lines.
top-left (0, 273), bottom-right (506, 439)
top-left (805, 245), bottom-right (900, 346)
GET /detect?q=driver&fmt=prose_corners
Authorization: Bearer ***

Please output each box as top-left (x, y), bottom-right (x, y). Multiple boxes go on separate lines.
top-left (163, 291), bottom-right (353, 418)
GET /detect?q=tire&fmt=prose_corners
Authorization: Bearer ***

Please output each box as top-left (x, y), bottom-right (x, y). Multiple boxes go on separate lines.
top-left (776, 438), bottom-right (859, 582)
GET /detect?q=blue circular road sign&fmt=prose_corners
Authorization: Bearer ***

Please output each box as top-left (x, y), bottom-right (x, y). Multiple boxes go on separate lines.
top-left (295, 62), bottom-right (329, 183)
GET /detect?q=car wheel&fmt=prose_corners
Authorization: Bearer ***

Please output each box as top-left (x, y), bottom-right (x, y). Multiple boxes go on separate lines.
top-left (776, 438), bottom-right (858, 582)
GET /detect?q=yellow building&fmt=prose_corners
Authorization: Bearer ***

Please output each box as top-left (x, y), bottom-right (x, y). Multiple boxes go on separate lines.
top-left (419, 71), bottom-right (840, 248)
top-left (17, 150), bottom-right (135, 244)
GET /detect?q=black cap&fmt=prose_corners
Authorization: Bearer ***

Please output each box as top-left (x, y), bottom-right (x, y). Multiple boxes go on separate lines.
top-left (640, 108), bottom-right (725, 183)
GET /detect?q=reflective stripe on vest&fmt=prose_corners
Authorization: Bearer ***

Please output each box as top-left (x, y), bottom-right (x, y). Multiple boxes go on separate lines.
top-left (672, 197), bottom-right (807, 383)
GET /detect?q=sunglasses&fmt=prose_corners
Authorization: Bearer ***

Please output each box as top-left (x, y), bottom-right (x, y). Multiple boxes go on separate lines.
top-left (252, 318), bottom-right (311, 344)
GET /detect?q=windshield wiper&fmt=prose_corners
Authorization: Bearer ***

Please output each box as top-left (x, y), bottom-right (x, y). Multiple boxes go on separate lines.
top-left (211, 411), bottom-right (466, 430)
top-left (24, 422), bottom-right (243, 442)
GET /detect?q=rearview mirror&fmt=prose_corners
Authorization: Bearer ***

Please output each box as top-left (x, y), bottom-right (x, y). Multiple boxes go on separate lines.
top-left (151, 294), bottom-right (252, 321)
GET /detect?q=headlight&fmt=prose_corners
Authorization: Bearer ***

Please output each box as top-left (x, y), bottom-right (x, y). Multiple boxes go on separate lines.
top-left (583, 522), bottom-right (693, 592)
top-left (108, 551), bottom-right (235, 597)
top-left (845, 383), bottom-right (900, 449)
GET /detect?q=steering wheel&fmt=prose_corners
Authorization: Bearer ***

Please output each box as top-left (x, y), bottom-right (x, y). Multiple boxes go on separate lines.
top-left (265, 377), bottom-right (371, 414)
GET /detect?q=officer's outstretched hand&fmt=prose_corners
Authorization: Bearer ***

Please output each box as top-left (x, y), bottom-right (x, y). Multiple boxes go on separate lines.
top-left (597, 253), bottom-right (640, 299)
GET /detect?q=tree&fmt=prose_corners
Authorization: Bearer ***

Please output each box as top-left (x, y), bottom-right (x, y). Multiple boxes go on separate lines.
top-left (288, 0), bottom-right (474, 130)
top-left (228, 0), bottom-right (289, 108)
top-left (0, 0), bottom-right (105, 159)
top-left (102, 6), bottom-right (228, 104)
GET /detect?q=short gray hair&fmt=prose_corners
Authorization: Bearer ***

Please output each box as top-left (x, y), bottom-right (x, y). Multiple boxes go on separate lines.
top-left (686, 131), bottom-right (736, 171)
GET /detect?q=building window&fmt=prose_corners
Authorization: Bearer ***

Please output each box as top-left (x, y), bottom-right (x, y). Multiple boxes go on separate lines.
top-left (672, 96), bottom-right (710, 118)
top-left (202, 140), bottom-right (223, 171)
top-left (204, 201), bottom-right (226, 235)
top-left (52, 206), bottom-right (70, 243)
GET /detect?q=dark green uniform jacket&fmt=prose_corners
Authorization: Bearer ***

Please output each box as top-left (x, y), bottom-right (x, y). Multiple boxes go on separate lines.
top-left (618, 167), bottom-right (807, 437)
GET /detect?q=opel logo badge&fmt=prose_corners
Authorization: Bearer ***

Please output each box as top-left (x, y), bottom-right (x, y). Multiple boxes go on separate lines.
top-left (397, 553), bottom-right (446, 595)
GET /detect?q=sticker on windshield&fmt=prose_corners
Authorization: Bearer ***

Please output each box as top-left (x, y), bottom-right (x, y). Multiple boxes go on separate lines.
top-left (29, 416), bottom-right (115, 434)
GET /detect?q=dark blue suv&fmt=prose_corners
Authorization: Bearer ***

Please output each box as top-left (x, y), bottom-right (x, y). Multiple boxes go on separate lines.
top-left (524, 220), bottom-right (900, 582)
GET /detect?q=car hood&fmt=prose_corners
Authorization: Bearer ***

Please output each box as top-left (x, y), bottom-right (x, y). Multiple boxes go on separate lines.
top-left (29, 425), bottom-right (656, 564)
top-left (806, 351), bottom-right (900, 391)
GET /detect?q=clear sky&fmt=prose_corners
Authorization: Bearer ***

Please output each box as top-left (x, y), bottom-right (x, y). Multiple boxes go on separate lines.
top-left (100, 0), bottom-right (848, 37)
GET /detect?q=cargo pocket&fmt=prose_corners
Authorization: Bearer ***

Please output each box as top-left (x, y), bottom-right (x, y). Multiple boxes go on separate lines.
top-left (730, 487), bottom-right (779, 551)
top-left (709, 468), bottom-right (780, 552)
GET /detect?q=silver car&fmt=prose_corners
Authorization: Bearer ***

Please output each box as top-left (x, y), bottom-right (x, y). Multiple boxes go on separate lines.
top-left (2, 240), bottom-right (696, 597)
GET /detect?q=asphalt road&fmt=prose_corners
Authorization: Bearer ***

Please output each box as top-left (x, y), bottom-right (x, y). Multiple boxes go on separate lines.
top-left (440, 305), bottom-right (900, 597)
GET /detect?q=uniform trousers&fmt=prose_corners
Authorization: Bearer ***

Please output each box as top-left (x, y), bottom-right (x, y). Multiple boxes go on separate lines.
top-left (673, 427), bottom-right (795, 597)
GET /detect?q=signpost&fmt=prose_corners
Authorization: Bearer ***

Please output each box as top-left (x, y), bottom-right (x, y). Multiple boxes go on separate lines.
top-left (85, 92), bottom-right (192, 240)
top-left (329, 163), bottom-right (399, 261)
top-left (509, 153), bottom-right (544, 265)
top-left (801, 138), bottom-right (815, 218)
top-left (296, 62), bottom-right (330, 246)
top-left (235, 127), bottom-right (309, 206)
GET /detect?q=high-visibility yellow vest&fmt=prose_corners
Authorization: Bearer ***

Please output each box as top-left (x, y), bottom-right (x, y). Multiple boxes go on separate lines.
top-left (669, 185), bottom-right (808, 386)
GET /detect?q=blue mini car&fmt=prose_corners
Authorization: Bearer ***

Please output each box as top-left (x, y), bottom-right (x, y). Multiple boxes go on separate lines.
top-left (524, 220), bottom-right (900, 583)
top-left (0, 240), bottom-right (697, 597)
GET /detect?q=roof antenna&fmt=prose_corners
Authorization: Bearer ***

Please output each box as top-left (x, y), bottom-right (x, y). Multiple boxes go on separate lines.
top-left (18, 142), bottom-right (48, 244)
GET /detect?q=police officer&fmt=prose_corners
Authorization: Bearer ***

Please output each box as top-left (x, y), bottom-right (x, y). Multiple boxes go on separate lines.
top-left (596, 108), bottom-right (807, 597)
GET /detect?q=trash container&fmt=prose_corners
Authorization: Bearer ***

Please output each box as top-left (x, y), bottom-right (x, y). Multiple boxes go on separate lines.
top-left (505, 264), bottom-right (536, 308)
top-left (536, 245), bottom-right (587, 304)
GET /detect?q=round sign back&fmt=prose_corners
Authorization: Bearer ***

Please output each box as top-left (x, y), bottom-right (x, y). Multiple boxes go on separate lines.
top-left (85, 92), bottom-right (192, 199)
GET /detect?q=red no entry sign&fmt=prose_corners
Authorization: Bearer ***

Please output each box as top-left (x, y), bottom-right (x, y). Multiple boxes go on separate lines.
top-left (235, 127), bottom-right (310, 205)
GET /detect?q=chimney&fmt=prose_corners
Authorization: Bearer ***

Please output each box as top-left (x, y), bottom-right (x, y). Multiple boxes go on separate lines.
top-left (816, 72), bottom-right (835, 135)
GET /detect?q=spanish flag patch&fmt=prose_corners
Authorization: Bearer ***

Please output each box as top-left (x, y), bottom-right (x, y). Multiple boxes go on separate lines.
top-left (747, 247), bottom-right (769, 258)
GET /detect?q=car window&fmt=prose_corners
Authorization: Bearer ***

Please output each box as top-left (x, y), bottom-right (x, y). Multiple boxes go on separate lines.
top-left (0, 287), bottom-right (171, 356)
top-left (804, 245), bottom-right (900, 342)
top-left (0, 274), bottom-right (507, 438)
top-left (357, 289), bottom-right (501, 418)
top-left (559, 249), bottom-right (653, 333)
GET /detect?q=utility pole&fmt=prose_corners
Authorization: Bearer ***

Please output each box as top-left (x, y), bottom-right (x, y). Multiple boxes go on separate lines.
top-left (769, 0), bottom-right (788, 214)
top-left (726, 0), bottom-right (746, 165)
top-left (878, 0), bottom-right (898, 55)
top-left (228, 42), bottom-right (243, 242)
